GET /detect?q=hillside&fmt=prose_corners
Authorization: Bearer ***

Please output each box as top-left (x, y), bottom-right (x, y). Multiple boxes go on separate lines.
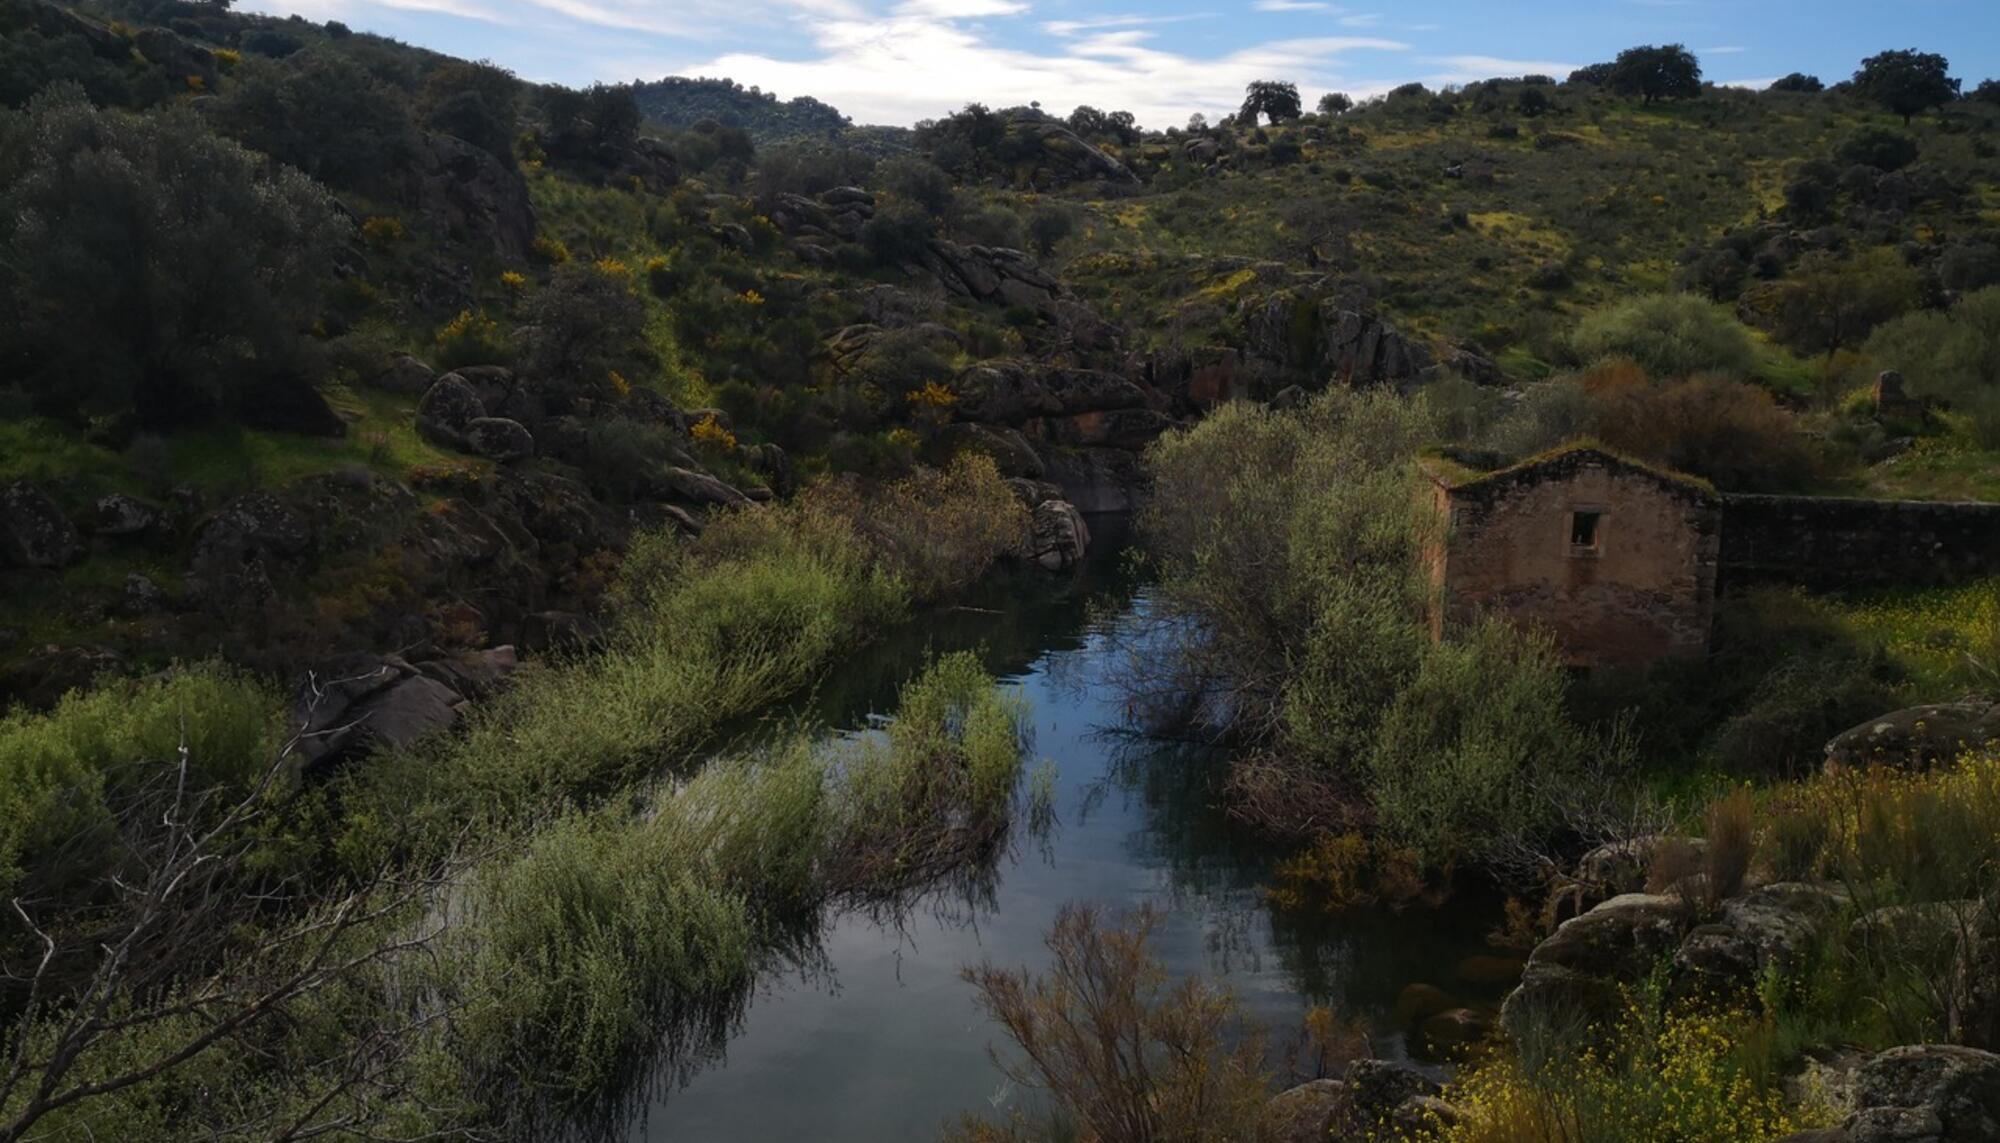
top-left (630, 75), bottom-right (856, 144)
top-left (5, 5), bottom-right (2000, 1140)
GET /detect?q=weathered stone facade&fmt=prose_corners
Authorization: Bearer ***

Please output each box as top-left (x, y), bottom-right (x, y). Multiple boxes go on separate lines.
top-left (1425, 446), bottom-right (1722, 668)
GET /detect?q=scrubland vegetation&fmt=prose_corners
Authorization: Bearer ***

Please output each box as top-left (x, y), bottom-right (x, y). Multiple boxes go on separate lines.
top-left (3, 0), bottom-right (2000, 1137)
top-left (0, 456), bottom-right (1037, 1138)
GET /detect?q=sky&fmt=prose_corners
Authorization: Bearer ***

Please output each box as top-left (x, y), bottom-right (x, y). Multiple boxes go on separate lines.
top-left (238, 0), bottom-right (2000, 128)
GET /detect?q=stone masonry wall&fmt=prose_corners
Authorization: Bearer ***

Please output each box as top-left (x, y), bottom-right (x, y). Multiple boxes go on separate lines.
top-left (1438, 457), bottom-right (1721, 668)
top-left (1719, 494), bottom-right (2000, 589)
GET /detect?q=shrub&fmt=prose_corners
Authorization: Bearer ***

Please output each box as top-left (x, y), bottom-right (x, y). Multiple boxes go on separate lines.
top-left (1026, 204), bottom-right (1077, 255)
top-left (1750, 249), bottom-right (1921, 358)
top-left (0, 86), bottom-right (344, 426)
top-left (520, 261), bottom-right (646, 392)
top-left (1586, 371), bottom-right (1820, 492)
top-left (1939, 241), bottom-right (2000, 294)
top-left (1368, 619), bottom-right (1600, 868)
top-left (1435, 998), bottom-right (1818, 1142)
top-left (1570, 293), bottom-right (1758, 380)
top-left (953, 905), bottom-right (1271, 1143)
top-left (1141, 390), bottom-right (1436, 746)
top-left (860, 201), bottom-right (938, 265)
top-left (0, 664), bottom-right (282, 899)
top-left (822, 650), bottom-right (1030, 895)
top-left (433, 309), bottom-right (512, 371)
top-left (1861, 286), bottom-right (2000, 411)
top-left (1838, 127), bottom-right (1919, 172)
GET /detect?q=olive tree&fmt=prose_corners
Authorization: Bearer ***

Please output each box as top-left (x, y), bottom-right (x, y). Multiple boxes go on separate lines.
top-left (0, 85), bottom-right (345, 427)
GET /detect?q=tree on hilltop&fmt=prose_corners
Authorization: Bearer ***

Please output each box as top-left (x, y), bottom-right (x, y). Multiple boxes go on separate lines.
top-left (1608, 44), bottom-right (1702, 103)
top-left (1317, 92), bottom-right (1352, 116)
top-left (1853, 49), bottom-right (1959, 124)
top-left (1240, 80), bottom-right (1302, 125)
top-left (1770, 72), bottom-right (1824, 93)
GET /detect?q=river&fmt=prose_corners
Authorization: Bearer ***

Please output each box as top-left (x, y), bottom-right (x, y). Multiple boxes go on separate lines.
top-left (619, 518), bottom-right (1506, 1141)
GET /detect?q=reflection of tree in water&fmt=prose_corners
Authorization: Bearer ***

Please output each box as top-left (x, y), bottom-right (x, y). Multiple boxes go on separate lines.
top-left (1090, 682), bottom-right (1507, 1036)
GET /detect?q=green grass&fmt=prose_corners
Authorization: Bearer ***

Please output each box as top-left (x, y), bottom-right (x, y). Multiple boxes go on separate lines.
top-left (452, 650), bottom-right (1030, 1117)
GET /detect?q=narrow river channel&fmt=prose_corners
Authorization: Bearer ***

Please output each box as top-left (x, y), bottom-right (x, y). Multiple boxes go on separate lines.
top-left (621, 519), bottom-right (1505, 1141)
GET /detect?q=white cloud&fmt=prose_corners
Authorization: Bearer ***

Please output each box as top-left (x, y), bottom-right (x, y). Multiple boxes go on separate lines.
top-left (684, 21), bottom-right (1407, 126)
top-left (1044, 12), bottom-right (1206, 36)
top-left (1701, 45), bottom-right (1746, 54)
top-left (1337, 12), bottom-right (1381, 26)
top-left (897, 0), bottom-right (1027, 17)
top-left (1253, 0), bottom-right (1331, 10)
top-left (1422, 54), bottom-right (1578, 82)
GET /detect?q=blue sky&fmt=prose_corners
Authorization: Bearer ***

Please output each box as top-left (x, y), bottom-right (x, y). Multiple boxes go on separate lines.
top-left (240, 0), bottom-right (2000, 127)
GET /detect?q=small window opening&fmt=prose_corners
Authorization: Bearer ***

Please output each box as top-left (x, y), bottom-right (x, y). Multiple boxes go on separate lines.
top-left (1570, 510), bottom-right (1602, 550)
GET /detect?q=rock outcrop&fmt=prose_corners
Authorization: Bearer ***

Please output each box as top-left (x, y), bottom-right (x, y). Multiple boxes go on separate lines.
top-left (0, 482), bottom-right (84, 569)
top-left (1826, 703), bottom-right (2000, 769)
top-left (1501, 892), bottom-right (1688, 1043)
top-left (1783, 1045), bottom-right (2000, 1143)
top-left (414, 131), bottom-right (537, 263)
top-left (1243, 289), bottom-right (1437, 389)
top-left (288, 648), bottom-right (517, 772)
top-left (184, 491), bottom-right (314, 610)
top-left (463, 416), bottom-right (535, 462)
top-left (1259, 1060), bottom-right (1447, 1143)
top-left (996, 118), bottom-right (1141, 189)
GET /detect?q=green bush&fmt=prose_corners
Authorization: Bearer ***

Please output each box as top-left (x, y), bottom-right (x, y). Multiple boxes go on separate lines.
top-left (1367, 619), bottom-right (1599, 865)
top-left (1570, 293), bottom-right (1758, 380)
top-left (0, 86), bottom-right (345, 426)
top-left (1862, 286), bottom-right (2000, 412)
top-left (0, 664), bottom-right (282, 897)
top-left (1142, 390), bottom-right (1436, 749)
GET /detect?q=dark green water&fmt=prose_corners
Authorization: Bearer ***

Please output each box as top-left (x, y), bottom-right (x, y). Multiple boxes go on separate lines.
top-left (621, 520), bottom-right (1505, 1141)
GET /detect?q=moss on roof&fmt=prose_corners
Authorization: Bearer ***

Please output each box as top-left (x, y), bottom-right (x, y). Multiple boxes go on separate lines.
top-left (1426, 439), bottom-right (1718, 498)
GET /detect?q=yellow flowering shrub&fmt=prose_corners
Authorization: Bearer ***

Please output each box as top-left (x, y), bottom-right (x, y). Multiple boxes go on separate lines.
top-left (1422, 1001), bottom-right (1822, 1143)
top-left (499, 270), bottom-right (528, 294)
top-left (740, 289), bottom-right (766, 306)
top-left (434, 309), bottom-right (509, 369)
top-left (360, 215), bottom-right (406, 247)
top-left (906, 380), bottom-right (958, 409)
top-left (607, 370), bottom-right (632, 398)
top-left (214, 47), bottom-right (241, 70)
top-left (184, 74), bottom-right (205, 91)
top-left (691, 414), bottom-right (737, 453)
top-left (594, 257), bottom-right (632, 281)
top-left (533, 235), bottom-right (570, 264)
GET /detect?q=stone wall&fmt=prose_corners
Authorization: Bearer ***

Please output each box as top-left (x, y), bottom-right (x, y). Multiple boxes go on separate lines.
top-left (1433, 451), bottom-right (1721, 668)
top-left (1720, 494), bottom-right (2000, 589)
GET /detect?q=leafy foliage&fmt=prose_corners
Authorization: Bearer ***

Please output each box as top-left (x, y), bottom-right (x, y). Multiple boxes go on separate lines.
top-left (0, 85), bottom-right (344, 426)
top-left (1852, 48), bottom-right (1960, 124)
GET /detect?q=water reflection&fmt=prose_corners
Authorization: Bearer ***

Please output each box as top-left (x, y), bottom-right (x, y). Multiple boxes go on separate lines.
top-left (612, 519), bottom-right (1498, 1142)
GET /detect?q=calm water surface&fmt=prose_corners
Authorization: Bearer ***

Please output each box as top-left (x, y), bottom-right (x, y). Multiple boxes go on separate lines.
top-left (622, 520), bottom-right (1500, 1142)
